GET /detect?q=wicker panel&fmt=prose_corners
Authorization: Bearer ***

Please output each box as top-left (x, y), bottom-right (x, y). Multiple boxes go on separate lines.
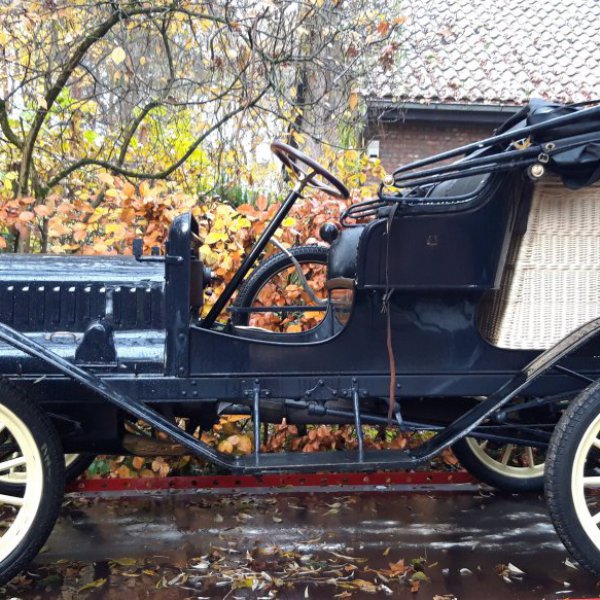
top-left (491, 179), bottom-right (600, 349)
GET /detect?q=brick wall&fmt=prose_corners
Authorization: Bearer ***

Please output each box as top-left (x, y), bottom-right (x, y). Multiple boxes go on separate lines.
top-left (366, 120), bottom-right (494, 173)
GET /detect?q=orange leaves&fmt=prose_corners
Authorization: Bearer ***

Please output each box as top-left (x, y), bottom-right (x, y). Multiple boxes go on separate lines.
top-left (33, 204), bottom-right (50, 217)
top-left (132, 456), bottom-right (145, 470)
top-left (151, 458), bottom-right (171, 478)
top-left (256, 194), bottom-right (268, 211)
top-left (17, 210), bottom-right (34, 222)
top-left (262, 419), bottom-right (298, 453)
top-left (376, 20), bottom-right (390, 36)
top-left (217, 434), bottom-right (253, 455)
top-left (122, 181), bottom-right (136, 199)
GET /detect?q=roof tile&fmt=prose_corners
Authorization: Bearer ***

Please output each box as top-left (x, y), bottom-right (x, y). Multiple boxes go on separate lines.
top-left (366, 0), bottom-right (600, 105)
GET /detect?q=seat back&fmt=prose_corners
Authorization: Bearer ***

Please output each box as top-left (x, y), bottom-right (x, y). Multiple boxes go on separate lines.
top-left (483, 178), bottom-right (600, 349)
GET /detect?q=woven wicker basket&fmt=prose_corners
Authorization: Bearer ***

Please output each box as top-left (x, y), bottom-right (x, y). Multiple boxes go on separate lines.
top-left (489, 178), bottom-right (600, 350)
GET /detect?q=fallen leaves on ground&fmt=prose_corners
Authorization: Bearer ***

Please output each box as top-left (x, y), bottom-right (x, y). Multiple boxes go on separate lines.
top-left (4, 545), bottom-right (434, 599)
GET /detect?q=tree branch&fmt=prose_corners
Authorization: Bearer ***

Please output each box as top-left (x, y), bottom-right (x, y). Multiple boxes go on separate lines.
top-left (0, 99), bottom-right (22, 149)
top-left (18, 3), bottom-right (229, 194)
top-left (46, 87), bottom-right (268, 189)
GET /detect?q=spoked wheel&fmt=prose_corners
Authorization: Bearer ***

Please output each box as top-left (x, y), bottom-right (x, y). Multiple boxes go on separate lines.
top-left (0, 383), bottom-right (65, 585)
top-left (452, 437), bottom-right (545, 492)
top-left (232, 245), bottom-right (329, 331)
top-left (546, 381), bottom-right (600, 576)
top-left (0, 453), bottom-right (92, 488)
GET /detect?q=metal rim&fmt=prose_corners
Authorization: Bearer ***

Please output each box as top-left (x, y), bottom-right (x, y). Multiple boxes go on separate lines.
top-left (64, 454), bottom-right (80, 468)
top-left (465, 437), bottom-right (545, 479)
top-left (0, 453), bottom-right (79, 484)
top-left (571, 411), bottom-right (600, 550)
top-left (0, 403), bottom-right (44, 562)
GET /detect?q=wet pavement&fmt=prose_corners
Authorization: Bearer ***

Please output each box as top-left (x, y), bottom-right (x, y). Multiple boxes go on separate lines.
top-left (6, 486), bottom-right (600, 599)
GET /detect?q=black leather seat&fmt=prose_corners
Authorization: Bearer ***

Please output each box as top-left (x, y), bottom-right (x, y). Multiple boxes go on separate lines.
top-left (327, 172), bottom-right (492, 282)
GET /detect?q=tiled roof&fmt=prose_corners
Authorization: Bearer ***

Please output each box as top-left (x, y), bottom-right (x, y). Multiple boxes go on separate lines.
top-left (367, 0), bottom-right (600, 106)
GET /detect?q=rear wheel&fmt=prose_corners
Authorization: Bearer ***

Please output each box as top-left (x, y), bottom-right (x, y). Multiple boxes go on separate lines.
top-left (546, 381), bottom-right (600, 576)
top-left (452, 437), bottom-right (545, 492)
top-left (0, 382), bottom-right (65, 585)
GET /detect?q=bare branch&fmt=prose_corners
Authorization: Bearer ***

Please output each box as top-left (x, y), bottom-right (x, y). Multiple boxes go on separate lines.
top-left (0, 99), bottom-right (22, 149)
top-left (46, 87), bottom-right (268, 188)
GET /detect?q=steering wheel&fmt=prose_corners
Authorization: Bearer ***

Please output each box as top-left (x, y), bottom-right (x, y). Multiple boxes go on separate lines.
top-left (271, 141), bottom-right (350, 199)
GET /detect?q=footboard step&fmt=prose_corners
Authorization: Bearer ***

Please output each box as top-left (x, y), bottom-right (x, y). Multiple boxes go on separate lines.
top-left (67, 470), bottom-right (476, 496)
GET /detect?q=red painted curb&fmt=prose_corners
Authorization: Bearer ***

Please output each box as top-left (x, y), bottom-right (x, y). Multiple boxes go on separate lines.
top-left (66, 470), bottom-right (475, 493)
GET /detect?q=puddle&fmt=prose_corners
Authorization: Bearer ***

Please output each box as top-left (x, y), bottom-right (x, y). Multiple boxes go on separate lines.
top-left (4, 490), bottom-right (600, 598)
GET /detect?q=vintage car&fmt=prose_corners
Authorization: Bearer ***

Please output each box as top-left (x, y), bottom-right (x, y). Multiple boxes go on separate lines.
top-left (2, 99), bottom-right (600, 582)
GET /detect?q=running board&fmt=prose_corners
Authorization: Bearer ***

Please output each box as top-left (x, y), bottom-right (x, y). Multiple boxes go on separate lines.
top-left (0, 318), bottom-right (599, 474)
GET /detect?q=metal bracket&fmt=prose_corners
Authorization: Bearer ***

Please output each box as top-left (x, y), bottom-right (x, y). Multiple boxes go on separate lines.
top-left (132, 238), bottom-right (183, 264)
top-left (244, 380), bottom-right (271, 466)
top-left (350, 380), bottom-right (365, 461)
top-left (75, 320), bottom-right (117, 366)
top-left (304, 379), bottom-right (337, 401)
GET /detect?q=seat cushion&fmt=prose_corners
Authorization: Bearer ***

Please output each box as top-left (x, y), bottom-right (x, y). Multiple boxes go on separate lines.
top-left (327, 226), bottom-right (364, 280)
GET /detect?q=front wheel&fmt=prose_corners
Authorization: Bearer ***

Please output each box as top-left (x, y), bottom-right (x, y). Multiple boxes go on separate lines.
top-left (0, 453), bottom-right (93, 489)
top-left (546, 381), bottom-right (600, 576)
top-left (452, 437), bottom-right (545, 492)
top-left (0, 382), bottom-right (65, 585)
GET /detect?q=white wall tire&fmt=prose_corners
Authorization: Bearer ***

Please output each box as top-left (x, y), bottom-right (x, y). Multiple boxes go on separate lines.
top-left (452, 437), bottom-right (545, 492)
top-left (546, 380), bottom-right (600, 576)
top-left (0, 383), bottom-right (65, 586)
top-left (0, 453), bottom-right (93, 488)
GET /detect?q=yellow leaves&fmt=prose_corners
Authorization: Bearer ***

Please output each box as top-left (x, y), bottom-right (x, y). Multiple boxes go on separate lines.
top-left (105, 222), bottom-right (125, 236)
top-left (3, 171), bottom-right (17, 192)
top-left (88, 207), bottom-right (107, 224)
top-left (205, 231), bottom-right (229, 244)
top-left (92, 241), bottom-right (108, 253)
top-left (110, 46), bottom-right (126, 65)
top-left (111, 557), bottom-right (138, 567)
top-left (291, 130), bottom-right (306, 145)
top-left (348, 91), bottom-right (359, 111)
top-left (78, 578), bottom-right (107, 592)
top-left (98, 172), bottom-right (114, 186)
top-left (229, 216), bottom-right (251, 232)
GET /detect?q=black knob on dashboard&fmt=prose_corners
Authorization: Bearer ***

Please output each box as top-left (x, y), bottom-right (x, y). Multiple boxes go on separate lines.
top-left (319, 222), bottom-right (339, 244)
